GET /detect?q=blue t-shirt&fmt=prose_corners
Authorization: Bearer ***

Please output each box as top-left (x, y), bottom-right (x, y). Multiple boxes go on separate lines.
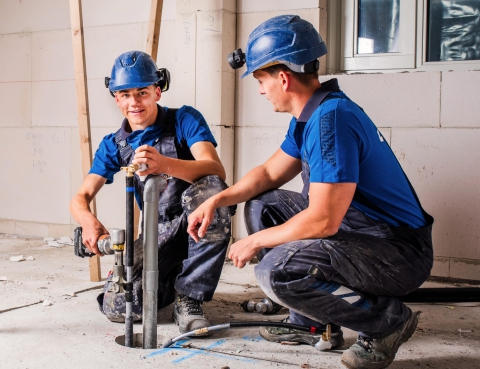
top-left (281, 89), bottom-right (426, 228)
top-left (89, 105), bottom-right (217, 184)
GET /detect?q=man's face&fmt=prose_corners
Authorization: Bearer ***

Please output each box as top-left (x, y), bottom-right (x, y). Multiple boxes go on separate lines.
top-left (253, 69), bottom-right (288, 113)
top-left (115, 85), bottom-right (161, 130)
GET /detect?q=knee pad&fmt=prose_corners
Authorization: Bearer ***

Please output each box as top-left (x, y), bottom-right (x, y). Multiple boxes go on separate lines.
top-left (99, 277), bottom-right (143, 323)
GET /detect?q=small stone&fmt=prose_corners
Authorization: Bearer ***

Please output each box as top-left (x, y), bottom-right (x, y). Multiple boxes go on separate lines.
top-left (0, 276), bottom-right (8, 281)
top-left (43, 300), bottom-right (52, 306)
top-left (26, 256), bottom-right (35, 261)
top-left (10, 255), bottom-right (25, 262)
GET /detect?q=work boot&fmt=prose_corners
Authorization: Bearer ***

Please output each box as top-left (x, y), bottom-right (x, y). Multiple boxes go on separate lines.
top-left (259, 317), bottom-right (345, 348)
top-left (341, 309), bottom-right (420, 369)
top-left (173, 293), bottom-right (211, 336)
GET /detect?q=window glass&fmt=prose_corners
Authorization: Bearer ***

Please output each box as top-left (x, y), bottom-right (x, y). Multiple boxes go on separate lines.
top-left (427, 0), bottom-right (480, 61)
top-left (357, 0), bottom-right (401, 54)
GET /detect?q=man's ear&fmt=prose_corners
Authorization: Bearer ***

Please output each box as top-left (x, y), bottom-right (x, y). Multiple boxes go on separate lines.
top-left (155, 85), bottom-right (162, 101)
top-left (114, 93), bottom-right (121, 107)
top-left (278, 70), bottom-right (291, 91)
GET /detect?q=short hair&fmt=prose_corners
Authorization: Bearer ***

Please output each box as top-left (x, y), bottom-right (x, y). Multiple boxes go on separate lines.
top-left (261, 64), bottom-right (319, 87)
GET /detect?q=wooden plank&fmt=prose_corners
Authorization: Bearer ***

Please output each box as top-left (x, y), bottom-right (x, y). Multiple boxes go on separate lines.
top-left (69, 0), bottom-right (101, 282)
top-left (146, 0), bottom-right (164, 62)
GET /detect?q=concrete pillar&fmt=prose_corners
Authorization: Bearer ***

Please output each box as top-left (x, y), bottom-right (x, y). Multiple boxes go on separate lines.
top-left (175, 0), bottom-right (236, 185)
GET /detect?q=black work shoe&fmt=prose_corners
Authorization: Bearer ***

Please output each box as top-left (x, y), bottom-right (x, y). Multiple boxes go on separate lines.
top-left (259, 317), bottom-right (345, 349)
top-left (173, 293), bottom-right (211, 336)
top-left (341, 309), bottom-right (420, 369)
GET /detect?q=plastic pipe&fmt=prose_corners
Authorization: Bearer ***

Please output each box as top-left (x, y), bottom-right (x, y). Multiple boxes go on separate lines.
top-left (142, 175), bottom-right (168, 349)
top-left (400, 287), bottom-right (480, 303)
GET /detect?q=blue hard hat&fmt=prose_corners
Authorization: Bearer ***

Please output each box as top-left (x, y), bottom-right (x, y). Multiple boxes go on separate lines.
top-left (241, 15), bottom-right (327, 78)
top-left (106, 51), bottom-right (160, 92)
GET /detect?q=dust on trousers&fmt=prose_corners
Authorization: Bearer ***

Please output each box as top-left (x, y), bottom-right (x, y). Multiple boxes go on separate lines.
top-left (97, 175), bottom-right (235, 322)
top-left (246, 189), bottom-right (433, 338)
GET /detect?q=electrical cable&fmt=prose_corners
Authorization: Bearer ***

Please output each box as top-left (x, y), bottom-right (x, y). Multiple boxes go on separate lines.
top-left (162, 321), bottom-right (318, 348)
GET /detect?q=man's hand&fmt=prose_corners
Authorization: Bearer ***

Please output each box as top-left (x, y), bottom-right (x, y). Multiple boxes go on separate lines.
top-left (133, 145), bottom-right (167, 176)
top-left (228, 236), bottom-right (261, 269)
top-left (81, 217), bottom-right (109, 256)
top-left (187, 198), bottom-right (217, 242)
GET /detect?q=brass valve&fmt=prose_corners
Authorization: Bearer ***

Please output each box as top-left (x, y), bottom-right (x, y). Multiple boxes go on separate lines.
top-left (121, 163), bottom-right (147, 177)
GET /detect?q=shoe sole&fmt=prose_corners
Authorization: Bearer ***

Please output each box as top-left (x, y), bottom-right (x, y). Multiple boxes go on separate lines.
top-left (341, 311), bottom-right (420, 369)
top-left (259, 327), bottom-right (345, 348)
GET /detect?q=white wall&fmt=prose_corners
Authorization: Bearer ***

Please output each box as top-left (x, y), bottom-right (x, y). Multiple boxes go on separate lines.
top-left (0, 0), bottom-right (478, 281)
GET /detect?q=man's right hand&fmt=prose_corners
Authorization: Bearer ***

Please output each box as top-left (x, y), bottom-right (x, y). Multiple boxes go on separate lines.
top-left (187, 198), bottom-right (218, 242)
top-left (81, 217), bottom-right (109, 256)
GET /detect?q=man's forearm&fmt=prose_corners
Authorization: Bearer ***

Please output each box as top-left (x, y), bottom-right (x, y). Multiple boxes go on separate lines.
top-left (70, 194), bottom-right (96, 225)
top-left (162, 157), bottom-right (226, 183)
top-left (210, 165), bottom-right (279, 208)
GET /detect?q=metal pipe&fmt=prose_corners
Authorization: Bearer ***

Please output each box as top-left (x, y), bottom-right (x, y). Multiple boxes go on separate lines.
top-left (142, 175), bottom-right (168, 349)
top-left (125, 174), bottom-right (135, 348)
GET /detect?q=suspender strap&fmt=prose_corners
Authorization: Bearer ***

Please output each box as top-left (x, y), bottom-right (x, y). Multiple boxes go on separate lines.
top-left (115, 129), bottom-right (134, 164)
top-left (297, 79), bottom-right (340, 123)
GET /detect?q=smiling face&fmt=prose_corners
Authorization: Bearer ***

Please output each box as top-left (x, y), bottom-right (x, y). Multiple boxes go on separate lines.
top-left (114, 85), bottom-right (161, 131)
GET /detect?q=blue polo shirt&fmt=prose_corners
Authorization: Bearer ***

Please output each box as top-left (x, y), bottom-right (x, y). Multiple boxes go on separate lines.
top-left (281, 80), bottom-right (426, 228)
top-left (89, 105), bottom-right (216, 184)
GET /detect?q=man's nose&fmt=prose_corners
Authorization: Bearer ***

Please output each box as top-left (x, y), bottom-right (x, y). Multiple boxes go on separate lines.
top-left (129, 94), bottom-right (141, 105)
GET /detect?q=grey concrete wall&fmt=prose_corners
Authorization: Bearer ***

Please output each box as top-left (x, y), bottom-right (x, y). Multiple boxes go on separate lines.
top-left (0, 0), bottom-right (478, 281)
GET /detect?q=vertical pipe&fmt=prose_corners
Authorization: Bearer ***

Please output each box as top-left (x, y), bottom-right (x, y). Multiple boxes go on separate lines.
top-left (142, 176), bottom-right (167, 349)
top-left (125, 175), bottom-right (135, 347)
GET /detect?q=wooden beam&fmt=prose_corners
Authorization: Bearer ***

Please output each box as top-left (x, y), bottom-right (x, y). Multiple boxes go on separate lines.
top-left (69, 0), bottom-right (101, 282)
top-left (146, 0), bottom-right (164, 62)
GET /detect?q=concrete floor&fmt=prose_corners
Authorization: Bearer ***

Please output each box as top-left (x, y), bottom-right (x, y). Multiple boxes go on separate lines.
top-left (1, 233), bottom-right (479, 369)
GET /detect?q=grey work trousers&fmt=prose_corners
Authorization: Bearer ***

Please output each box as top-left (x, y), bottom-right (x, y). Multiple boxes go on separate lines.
top-left (245, 189), bottom-right (433, 338)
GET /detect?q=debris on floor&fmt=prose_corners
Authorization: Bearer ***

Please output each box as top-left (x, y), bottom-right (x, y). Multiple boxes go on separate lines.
top-left (10, 255), bottom-right (25, 262)
top-left (45, 236), bottom-right (74, 248)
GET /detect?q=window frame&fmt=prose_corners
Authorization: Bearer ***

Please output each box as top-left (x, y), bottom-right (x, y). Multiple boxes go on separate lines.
top-left (340, 0), bottom-right (417, 71)
top-left (328, 0), bottom-right (480, 74)
top-left (415, 0), bottom-right (480, 72)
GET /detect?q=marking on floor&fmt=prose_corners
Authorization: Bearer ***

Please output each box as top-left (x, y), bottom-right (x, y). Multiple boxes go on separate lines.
top-left (242, 334), bottom-right (264, 341)
top-left (145, 339), bottom-right (255, 364)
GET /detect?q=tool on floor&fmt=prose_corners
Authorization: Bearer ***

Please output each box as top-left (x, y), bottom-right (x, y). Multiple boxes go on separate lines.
top-left (162, 321), bottom-right (332, 351)
top-left (241, 297), bottom-right (284, 315)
